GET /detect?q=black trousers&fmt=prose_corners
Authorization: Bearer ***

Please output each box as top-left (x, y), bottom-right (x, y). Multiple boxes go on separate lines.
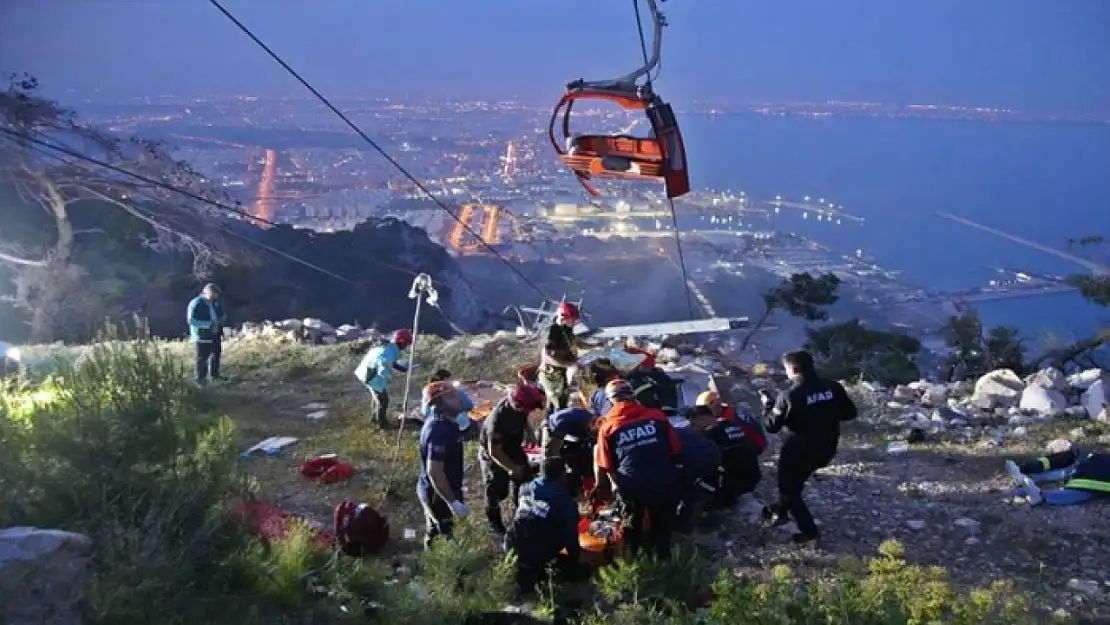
top-left (479, 450), bottom-right (527, 534)
top-left (675, 475), bottom-right (714, 533)
top-left (772, 440), bottom-right (833, 536)
top-left (417, 485), bottom-right (454, 550)
top-left (195, 338), bottom-right (222, 382)
top-left (715, 451), bottom-right (762, 507)
top-left (369, 388), bottom-right (390, 428)
top-left (621, 489), bottom-right (678, 560)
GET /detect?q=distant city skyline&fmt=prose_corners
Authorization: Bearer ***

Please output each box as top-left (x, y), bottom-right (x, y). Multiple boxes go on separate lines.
top-left (2, 0), bottom-right (1109, 114)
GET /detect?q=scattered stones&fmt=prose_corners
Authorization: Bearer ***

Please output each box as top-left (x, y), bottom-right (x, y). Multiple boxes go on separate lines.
top-left (1067, 578), bottom-right (1103, 597)
top-left (906, 520), bottom-right (926, 531)
top-left (952, 517), bottom-right (981, 532)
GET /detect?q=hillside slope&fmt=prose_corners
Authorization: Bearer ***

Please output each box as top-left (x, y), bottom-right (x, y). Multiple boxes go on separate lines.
top-left (4, 332), bottom-right (1109, 624)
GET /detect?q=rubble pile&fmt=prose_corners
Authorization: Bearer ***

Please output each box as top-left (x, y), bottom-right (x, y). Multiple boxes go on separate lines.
top-left (841, 367), bottom-right (1110, 447)
top-left (230, 319), bottom-right (381, 345)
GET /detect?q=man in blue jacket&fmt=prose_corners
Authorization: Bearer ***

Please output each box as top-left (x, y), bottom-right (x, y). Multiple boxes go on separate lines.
top-left (354, 329), bottom-right (414, 429)
top-left (418, 381), bottom-right (470, 550)
top-left (673, 423), bottom-right (723, 533)
top-left (187, 283), bottom-right (227, 387)
top-left (504, 457), bottom-right (585, 595)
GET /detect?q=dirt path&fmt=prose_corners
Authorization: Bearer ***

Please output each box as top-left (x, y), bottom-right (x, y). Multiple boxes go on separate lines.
top-left (707, 437), bottom-right (1110, 619)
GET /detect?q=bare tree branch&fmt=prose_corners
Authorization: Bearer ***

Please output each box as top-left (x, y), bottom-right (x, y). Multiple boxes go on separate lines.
top-left (0, 249), bottom-right (46, 267)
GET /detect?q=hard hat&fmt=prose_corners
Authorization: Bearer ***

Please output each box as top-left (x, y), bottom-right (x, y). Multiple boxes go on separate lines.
top-left (556, 302), bottom-right (580, 321)
top-left (510, 382), bottom-right (546, 412)
top-left (422, 381), bottom-right (455, 405)
top-left (605, 379), bottom-right (634, 402)
top-left (202, 282), bottom-right (221, 295)
top-left (695, 390), bottom-right (720, 407)
top-left (392, 329), bottom-right (413, 348)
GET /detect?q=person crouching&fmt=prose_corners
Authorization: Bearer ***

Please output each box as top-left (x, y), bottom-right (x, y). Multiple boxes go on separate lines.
top-left (594, 379), bottom-right (683, 560)
top-left (479, 382), bottom-right (547, 536)
top-left (673, 418), bottom-right (723, 533)
top-left (545, 407), bottom-right (598, 498)
top-left (689, 404), bottom-right (765, 508)
top-left (504, 457), bottom-right (588, 595)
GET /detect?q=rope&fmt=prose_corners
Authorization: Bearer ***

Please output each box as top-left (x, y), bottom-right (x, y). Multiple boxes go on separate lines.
top-left (632, 0), bottom-right (654, 91)
top-left (1, 128), bottom-right (466, 331)
top-left (667, 197), bottom-right (699, 319)
top-left (207, 0), bottom-right (549, 302)
top-left (632, 1), bottom-right (698, 319)
top-left (0, 128), bottom-right (412, 283)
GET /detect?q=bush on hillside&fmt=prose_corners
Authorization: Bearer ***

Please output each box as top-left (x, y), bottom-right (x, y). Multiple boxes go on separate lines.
top-left (0, 325), bottom-right (276, 625)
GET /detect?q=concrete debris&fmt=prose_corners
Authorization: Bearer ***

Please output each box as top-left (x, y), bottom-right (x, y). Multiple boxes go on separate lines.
top-left (230, 319), bottom-right (382, 345)
top-left (0, 527), bottom-right (92, 625)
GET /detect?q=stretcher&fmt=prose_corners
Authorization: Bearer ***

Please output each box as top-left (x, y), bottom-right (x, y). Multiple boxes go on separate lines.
top-left (577, 501), bottom-right (624, 566)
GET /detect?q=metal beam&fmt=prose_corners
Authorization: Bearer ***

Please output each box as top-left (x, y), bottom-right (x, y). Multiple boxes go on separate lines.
top-left (583, 317), bottom-right (749, 340)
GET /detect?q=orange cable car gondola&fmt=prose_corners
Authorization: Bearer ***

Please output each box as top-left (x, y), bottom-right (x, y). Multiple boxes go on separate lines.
top-left (549, 0), bottom-right (690, 199)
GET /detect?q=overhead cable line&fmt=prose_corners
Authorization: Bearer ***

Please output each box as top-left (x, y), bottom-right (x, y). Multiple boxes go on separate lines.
top-left (206, 0), bottom-right (549, 302)
top-left (0, 127), bottom-right (428, 284)
top-left (631, 0), bottom-right (698, 320)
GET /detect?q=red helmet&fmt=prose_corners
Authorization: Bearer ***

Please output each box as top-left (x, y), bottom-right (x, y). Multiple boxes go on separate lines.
top-left (392, 329), bottom-right (413, 348)
top-left (556, 302), bottom-right (580, 322)
top-left (509, 382), bottom-right (546, 412)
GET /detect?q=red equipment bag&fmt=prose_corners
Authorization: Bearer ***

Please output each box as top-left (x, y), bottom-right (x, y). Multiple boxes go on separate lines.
top-left (333, 500), bottom-right (390, 557)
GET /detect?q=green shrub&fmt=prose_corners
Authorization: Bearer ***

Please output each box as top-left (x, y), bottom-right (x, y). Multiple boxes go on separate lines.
top-left (0, 326), bottom-right (271, 625)
top-left (706, 540), bottom-right (1044, 625)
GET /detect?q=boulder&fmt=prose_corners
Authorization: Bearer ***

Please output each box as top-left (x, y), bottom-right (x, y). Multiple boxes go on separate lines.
top-left (1067, 368), bottom-right (1105, 390)
top-left (970, 369), bottom-right (1024, 409)
top-left (1025, 367), bottom-right (1068, 393)
top-left (892, 385), bottom-right (917, 402)
top-left (335, 324), bottom-right (362, 342)
top-left (302, 318), bottom-right (335, 335)
top-left (920, 384), bottom-right (949, 407)
top-left (1018, 384), bottom-right (1067, 418)
top-left (1080, 379), bottom-right (1109, 421)
top-left (0, 527), bottom-right (92, 625)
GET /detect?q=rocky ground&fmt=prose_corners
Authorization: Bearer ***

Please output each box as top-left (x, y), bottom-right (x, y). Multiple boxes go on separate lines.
top-left (18, 324), bottom-right (1109, 620)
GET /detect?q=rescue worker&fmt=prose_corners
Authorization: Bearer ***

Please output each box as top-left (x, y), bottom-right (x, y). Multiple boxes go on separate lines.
top-left (479, 382), bottom-right (547, 536)
top-left (539, 302), bottom-right (581, 414)
top-left (354, 330), bottom-right (414, 429)
top-left (761, 350), bottom-right (857, 544)
top-left (595, 379), bottom-right (683, 560)
top-left (584, 358), bottom-right (622, 417)
top-left (504, 457), bottom-right (586, 595)
top-left (689, 404), bottom-right (764, 508)
top-left (422, 369), bottom-right (475, 431)
top-left (673, 422), bottom-right (722, 533)
top-left (187, 283), bottom-right (228, 387)
top-left (417, 381), bottom-right (470, 550)
top-left (545, 407), bottom-right (598, 497)
top-left (1016, 449), bottom-right (1110, 506)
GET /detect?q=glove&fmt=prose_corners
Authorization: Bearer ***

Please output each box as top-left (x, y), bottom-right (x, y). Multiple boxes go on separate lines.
top-left (449, 500), bottom-right (470, 518)
top-left (758, 389), bottom-right (774, 409)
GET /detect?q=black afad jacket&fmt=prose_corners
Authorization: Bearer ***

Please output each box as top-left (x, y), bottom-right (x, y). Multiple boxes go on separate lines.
top-left (765, 374), bottom-right (858, 455)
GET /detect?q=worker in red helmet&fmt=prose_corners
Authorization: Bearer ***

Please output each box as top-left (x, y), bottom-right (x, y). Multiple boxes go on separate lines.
top-left (594, 378), bottom-right (683, 560)
top-left (479, 382), bottom-right (546, 536)
top-left (538, 302), bottom-right (582, 415)
top-left (353, 329), bottom-right (415, 429)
